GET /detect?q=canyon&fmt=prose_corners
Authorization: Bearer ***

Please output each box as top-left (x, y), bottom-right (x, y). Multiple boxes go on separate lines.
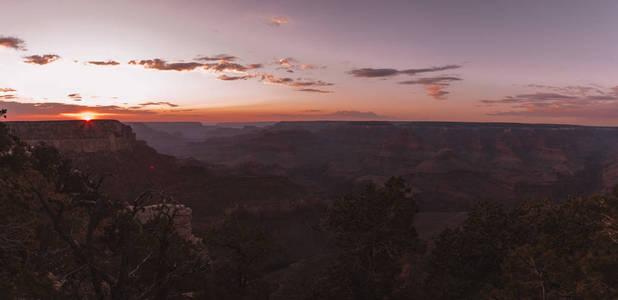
top-left (130, 121), bottom-right (618, 210)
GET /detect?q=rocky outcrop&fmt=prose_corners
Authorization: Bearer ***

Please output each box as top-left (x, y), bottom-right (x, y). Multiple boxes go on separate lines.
top-left (6, 120), bottom-right (135, 153)
top-left (134, 204), bottom-right (199, 242)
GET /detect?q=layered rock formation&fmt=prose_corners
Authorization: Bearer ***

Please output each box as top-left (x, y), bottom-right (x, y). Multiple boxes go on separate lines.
top-left (6, 120), bottom-right (135, 153)
top-left (176, 121), bottom-right (618, 210)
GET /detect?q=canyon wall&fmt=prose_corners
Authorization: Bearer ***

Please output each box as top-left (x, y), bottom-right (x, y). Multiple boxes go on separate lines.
top-left (6, 120), bottom-right (136, 153)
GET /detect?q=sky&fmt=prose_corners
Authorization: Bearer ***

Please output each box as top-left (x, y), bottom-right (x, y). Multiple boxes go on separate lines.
top-left (1, 0), bottom-right (617, 125)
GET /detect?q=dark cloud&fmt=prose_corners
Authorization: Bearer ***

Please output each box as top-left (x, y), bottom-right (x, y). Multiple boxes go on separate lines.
top-left (23, 54), bottom-right (61, 65)
top-left (87, 60), bottom-right (120, 66)
top-left (481, 93), bottom-right (581, 106)
top-left (483, 84), bottom-right (618, 118)
top-left (0, 88), bottom-right (16, 93)
top-left (348, 68), bottom-right (399, 78)
top-left (399, 65), bottom-right (461, 75)
top-left (398, 76), bottom-right (461, 85)
top-left (128, 59), bottom-right (203, 71)
top-left (524, 84), bottom-right (608, 97)
top-left (196, 54), bottom-right (237, 62)
top-left (138, 101), bottom-right (179, 107)
top-left (269, 15), bottom-right (289, 26)
top-left (348, 64), bottom-right (461, 78)
top-left (0, 95), bottom-right (17, 100)
top-left (0, 36), bottom-right (26, 50)
top-left (67, 93), bottom-right (82, 101)
top-left (296, 88), bottom-right (333, 93)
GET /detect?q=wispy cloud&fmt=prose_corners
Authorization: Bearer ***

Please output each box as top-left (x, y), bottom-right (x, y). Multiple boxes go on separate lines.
top-left (196, 54), bottom-right (237, 62)
top-left (0, 88), bottom-right (16, 93)
top-left (255, 73), bottom-right (334, 92)
top-left (399, 76), bottom-right (462, 100)
top-left (297, 88), bottom-right (333, 93)
top-left (0, 36), bottom-right (26, 50)
top-left (483, 84), bottom-right (618, 118)
top-left (217, 74), bottom-right (255, 81)
top-left (203, 61), bottom-right (262, 72)
top-left (128, 58), bottom-right (203, 71)
top-left (87, 60), bottom-right (120, 66)
top-left (67, 93), bottom-right (82, 101)
top-left (138, 101), bottom-right (179, 107)
top-left (348, 65), bottom-right (461, 78)
top-left (269, 15), bottom-right (289, 26)
top-left (23, 54), bottom-right (61, 65)
top-left (276, 57), bottom-right (319, 71)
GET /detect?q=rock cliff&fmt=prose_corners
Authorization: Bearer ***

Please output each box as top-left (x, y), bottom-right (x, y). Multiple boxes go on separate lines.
top-left (6, 120), bottom-right (135, 153)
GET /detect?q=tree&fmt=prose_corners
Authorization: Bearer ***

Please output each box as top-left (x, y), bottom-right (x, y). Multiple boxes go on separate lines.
top-left (311, 177), bottom-right (425, 300)
top-left (424, 201), bottom-right (513, 299)
top-left (425, 194), bottom-right (618, 300)
top-left (485, 195), bottom-right (618, 299)
top-left (0, 112), bottom-right (59, 298)
top-left (0, 113), bottom-right (209, 299)
top-left (202, 215), bottom-right (275, 300)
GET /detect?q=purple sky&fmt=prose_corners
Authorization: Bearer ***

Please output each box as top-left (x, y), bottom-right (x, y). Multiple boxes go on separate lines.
top-left (1, 0), bottom-right (617, 124)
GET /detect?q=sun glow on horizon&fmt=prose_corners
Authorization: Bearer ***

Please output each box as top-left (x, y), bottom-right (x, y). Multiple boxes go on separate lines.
top-left (61, 112), bottom-right (111, 121)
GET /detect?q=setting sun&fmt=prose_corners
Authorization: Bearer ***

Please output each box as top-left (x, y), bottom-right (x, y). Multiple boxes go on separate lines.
top-left (81, 112), bottom-right (94, 121)
top-left (60, 112), bottom-right (110, 121)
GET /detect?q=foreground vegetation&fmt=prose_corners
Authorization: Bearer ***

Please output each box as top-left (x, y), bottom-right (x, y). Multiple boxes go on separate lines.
top-left (1, 112), bottom-right (616, 299)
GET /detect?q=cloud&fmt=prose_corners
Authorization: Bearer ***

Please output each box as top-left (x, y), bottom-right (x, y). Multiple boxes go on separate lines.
top-left (0, 94), bottom-right (17, 100)
top-left (0, 36), bottom-right (26, 50)
top-left (425, 84), bottom-right (450, 100)
top-left (67, 93), bottom-right (82, 101)
top-left (348, 64), bottom-right (461, 78)
top-left (217, 74), bottom-right (255, 81)
top-left (203, 61), bottom-right (262, 72)
top-left (398, 76), bottom-right (462, 100)
top-left (87, 60), bottom-right (120, 66)
top-left (138, 101), bottom-right (179, 107)
top-left (348, 68), bottom-right (400, 78)
top-left (398, 76), bottom-right (462, 85)
top-left (296, 88), bottom-right (333, 93)
top-left (23, 54), bottom-right (61, 65)
top-left (196, 54), bottom-right (237, 62)
top-left (278, 57), bottom-right (297, 67)
top-left (0, 88), bottom-right (16, 93)
top-left (128, 58), bottom-right (203, 71)
top-left (269, 15), bottom-right (289, 26)
top-left (216, 71), bottom-right (334, 93)
top-left (276, 57), bottom-right (319, 71)
top-left (257, 73), bottom-right (334, 89)
top-left (483, 84), bottom-right (618, 118)
top-left (300, 64), bottom-right (318, 70)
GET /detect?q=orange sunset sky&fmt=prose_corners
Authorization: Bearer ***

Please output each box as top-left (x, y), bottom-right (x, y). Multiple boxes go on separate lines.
top-left (1, 0), bottom-right (617, 125)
